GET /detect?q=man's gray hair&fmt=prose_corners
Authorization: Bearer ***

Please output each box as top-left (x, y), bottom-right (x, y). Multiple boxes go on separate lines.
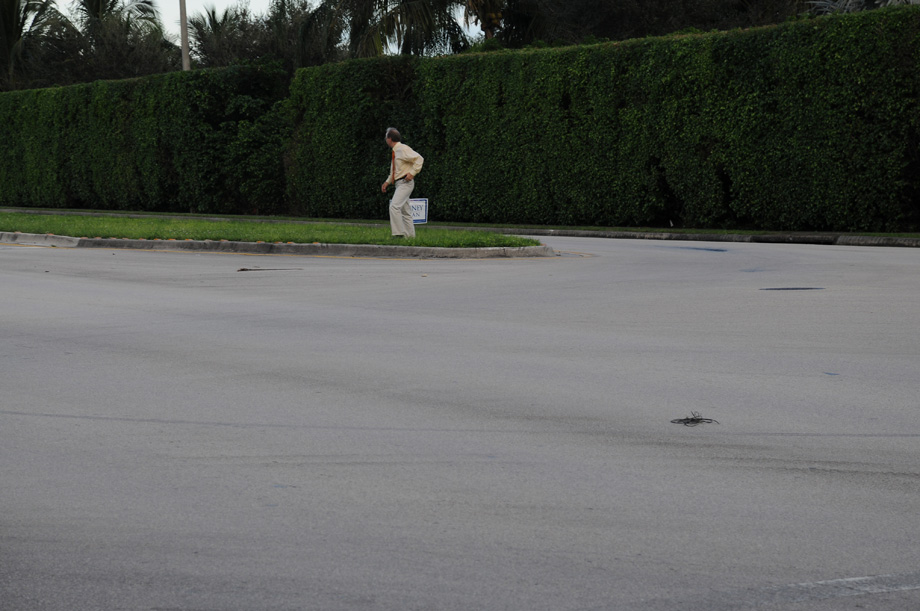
top-left (385, 128), bottom-right (401, 142)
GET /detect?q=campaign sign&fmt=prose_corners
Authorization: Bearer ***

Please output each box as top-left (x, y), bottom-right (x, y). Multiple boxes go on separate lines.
top-left (410, 198), bottom-right (428, 224)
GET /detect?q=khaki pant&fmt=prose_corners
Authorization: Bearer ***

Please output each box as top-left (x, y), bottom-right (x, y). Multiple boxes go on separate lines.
top-left (389, 179), bottom-right (416, 238)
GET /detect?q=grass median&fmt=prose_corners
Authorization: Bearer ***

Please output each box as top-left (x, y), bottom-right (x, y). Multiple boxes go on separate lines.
top-left (0, 212), bottom-right (543, 249)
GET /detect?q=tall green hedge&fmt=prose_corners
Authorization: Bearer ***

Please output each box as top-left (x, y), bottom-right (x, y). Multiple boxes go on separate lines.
top-left (286, 6), bottom-right (920, 231)
top-left (3, 7), bottom-right (919, 231)
top-left (286, 56), bottom-right (422, 219)
top-left (0, 64), bottom-right (289, 214)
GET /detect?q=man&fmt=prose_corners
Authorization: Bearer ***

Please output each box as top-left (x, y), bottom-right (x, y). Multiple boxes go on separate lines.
top-left (381, 127), bottom-right (424, 238)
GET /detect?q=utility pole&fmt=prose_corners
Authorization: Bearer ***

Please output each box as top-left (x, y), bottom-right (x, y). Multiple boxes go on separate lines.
top-left (179, 0), bottom-right (190, 70)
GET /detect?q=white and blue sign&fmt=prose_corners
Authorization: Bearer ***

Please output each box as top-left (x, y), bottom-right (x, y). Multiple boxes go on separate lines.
top-left (410, 198), bottom-right (428, 224)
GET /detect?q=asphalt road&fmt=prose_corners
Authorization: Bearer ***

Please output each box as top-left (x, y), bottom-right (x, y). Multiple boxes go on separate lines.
top-left (2, 236), bottom-right (919, 610)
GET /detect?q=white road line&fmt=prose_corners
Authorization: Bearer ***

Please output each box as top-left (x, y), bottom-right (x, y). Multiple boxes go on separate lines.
top-left (745, 572), bottom-right (920, 608)
top-left (602, 572), bottom-right (920, 610)
top-left (777, 573), bottom-right (920, 595)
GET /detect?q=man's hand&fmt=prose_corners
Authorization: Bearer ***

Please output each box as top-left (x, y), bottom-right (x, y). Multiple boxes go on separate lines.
top-left (381, 182), bottom-right (389, 193)
top-left (405, 173), bottom-right (414, 182)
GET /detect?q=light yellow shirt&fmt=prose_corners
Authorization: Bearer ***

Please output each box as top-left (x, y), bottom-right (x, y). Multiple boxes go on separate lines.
top-left (385, 142), bottom-right (424, 185)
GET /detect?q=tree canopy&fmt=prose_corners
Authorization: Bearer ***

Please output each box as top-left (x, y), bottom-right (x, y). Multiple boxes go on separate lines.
top-left (3, 0), bottom-right (916, 91)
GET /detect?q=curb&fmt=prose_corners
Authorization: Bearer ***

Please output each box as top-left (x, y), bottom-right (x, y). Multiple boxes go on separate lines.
top-left (0, 232), bottom-right (82, 247)
top-left (4, 226), bottom-right (920, 254)
top-left (492, 228), bottom-right (920, 248)
top-left (0, 232), bottom-right (555, 259)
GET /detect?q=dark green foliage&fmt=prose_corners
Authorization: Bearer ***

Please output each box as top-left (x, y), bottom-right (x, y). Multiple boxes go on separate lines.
top-left (286, 5), bottom-right (920, 231)
top-left (286, 55), bottom-right (421, 220)
top-left (0, 63), bottom-right (289, 213)
top-left (709, 9), bottom-right (920, 231)
top-left (484, 0), bottom-right (808, 49)
top-left (230, 99), bottom-right (294, 215)
top-left (2, 6), bottom-right (919, 231)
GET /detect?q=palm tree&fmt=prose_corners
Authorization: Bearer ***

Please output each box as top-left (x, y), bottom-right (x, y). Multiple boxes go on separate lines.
top-left (1, 0), bottom-right (57, 88)
top-left (189, 0), bottom-right (344, 71)
top-left (293, 0), bottom-right (345, 66)
top-left (71, 0), bottom-right (159, 27)
top-left (261, 0), bottom-right (345, 70)
top-left (462, 0), bottom-right (504, 39)
top-left (376, 0), bottom-right (468, 56)
top-left (317, 0), bottom-right (468, 58)
top-left (189, 4), bottom-right (248, 67)
top-left (67, 0), bottom-right (178, 82)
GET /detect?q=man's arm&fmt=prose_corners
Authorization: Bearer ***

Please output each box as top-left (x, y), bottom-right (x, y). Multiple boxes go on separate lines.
top-left (382, 148), bottom-right (395, 192)
top-left (401, 146), bottom-right (424, 181)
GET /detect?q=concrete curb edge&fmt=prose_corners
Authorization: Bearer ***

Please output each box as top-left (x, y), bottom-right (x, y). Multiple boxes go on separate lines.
top-left (494, 228), bottom-right (920, 248)
top-left (0, 232), bottom-right (556, 258)
top-left (4, 227), bottom-right (920, 254)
